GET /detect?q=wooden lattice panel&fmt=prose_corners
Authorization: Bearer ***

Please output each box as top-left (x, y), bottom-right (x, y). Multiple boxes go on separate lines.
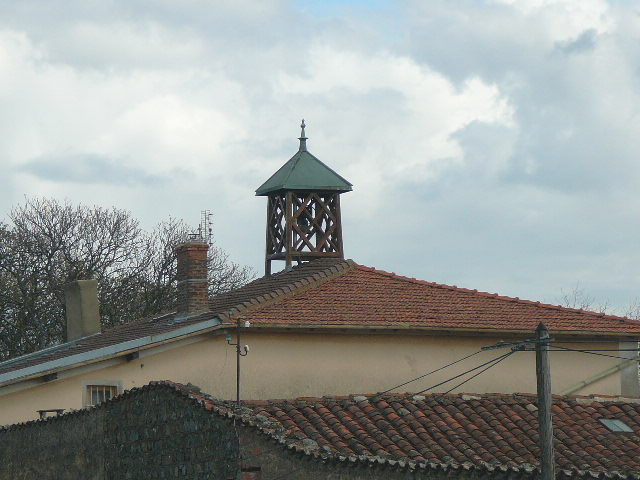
top-left (265, 191), bottom-right (343, 274)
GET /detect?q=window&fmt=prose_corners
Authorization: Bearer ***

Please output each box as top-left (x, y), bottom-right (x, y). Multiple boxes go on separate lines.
top-left (85, 384), bottom-right (119, 407)
top-left (599, 418), bottom-right (633, 433)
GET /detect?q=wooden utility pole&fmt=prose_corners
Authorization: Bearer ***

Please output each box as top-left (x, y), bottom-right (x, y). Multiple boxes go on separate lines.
top-left (536, 322), bottom-right (555, 480)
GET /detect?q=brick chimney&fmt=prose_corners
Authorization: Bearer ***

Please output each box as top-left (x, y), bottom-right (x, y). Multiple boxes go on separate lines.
top-left (64, 279), bottom-right (101, 341)
top-left (176, 241), bottom-right (209, 317)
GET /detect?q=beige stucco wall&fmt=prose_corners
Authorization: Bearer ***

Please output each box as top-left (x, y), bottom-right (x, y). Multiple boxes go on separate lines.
top-left (0, 331), bottom-right (630, 425)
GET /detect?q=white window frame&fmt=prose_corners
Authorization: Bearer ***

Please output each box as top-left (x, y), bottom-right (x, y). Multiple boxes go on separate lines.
top-left (82, 380), bottom-right (122, 407)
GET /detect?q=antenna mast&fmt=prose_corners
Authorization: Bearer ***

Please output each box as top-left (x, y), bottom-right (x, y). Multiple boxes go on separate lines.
top-left (198, 210), bottom-right (213, 245)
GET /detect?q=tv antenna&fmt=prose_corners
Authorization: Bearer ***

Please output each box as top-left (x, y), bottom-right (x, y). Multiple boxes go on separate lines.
top-left (188, 210), bottom-right (213, 244)
top-left (198, 210), bottom-right (213, 245)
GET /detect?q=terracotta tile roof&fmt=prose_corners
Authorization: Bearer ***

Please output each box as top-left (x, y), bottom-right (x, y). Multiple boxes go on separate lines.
top-left (238, 262), bottom-right (640, 335)
top-left (159, 382), bottom-right (640, 478)
top-left (2, 257), bottom-right (639, 380)
top-left (0, 259), bottom-right (349, 377)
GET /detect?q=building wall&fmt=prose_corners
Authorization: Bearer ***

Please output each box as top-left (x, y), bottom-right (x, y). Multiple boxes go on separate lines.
top-left (0, 331), bottom-right (628, 425)
top-left (0, 387), bottom-right (238, 480)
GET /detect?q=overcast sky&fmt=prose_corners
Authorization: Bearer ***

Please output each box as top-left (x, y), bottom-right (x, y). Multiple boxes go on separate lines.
top-left (1, 0), bottom-right (639, 314)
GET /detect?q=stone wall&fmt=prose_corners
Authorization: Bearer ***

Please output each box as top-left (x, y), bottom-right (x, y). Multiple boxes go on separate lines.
top-left (0, 385), bottom-right (238, 480)
top-left (0, 408), bottom-right (104, 480)
top-left (0, 383), bottom-right (501, 480)
top-left (238, 425), bottom-right (431, 480)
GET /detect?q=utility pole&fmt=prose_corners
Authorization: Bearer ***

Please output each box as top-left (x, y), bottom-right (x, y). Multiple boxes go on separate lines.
top-left (536, 322), bottom-right (555, 480)
top-left (482, 326), bottom-right (556, 480)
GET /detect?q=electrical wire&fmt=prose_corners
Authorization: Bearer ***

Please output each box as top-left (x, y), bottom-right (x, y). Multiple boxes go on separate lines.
top-left (359, 349), bottom-right (483, 404)
top-left (247, 350), bottom-right (517, 479)
top-left (440, 351), bottom-right (514, 395)
top-left (413, 350), bottom-right (514, 396)
top-left (239, 350), bottom-right (517, 465)
top-left (548, 345), bottom-right (639, 361)
top-left (552, 339), bottom-right (639, 344)
top-left (234, 339), bottom-right (636, 480)
top-left (238, 340), bottom-right (634, 473)
top-left (553, 348), bottom-right (640, 352)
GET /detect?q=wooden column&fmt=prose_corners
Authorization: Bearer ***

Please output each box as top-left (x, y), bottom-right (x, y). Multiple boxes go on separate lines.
top-left (285, 192), bottom-right (293, 270)
top-left (264, 197), bottom-right (272, 276)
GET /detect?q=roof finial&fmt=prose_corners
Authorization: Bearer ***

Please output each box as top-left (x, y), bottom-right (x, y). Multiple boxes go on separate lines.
top-left (298, 119), bottom-right (308, 152)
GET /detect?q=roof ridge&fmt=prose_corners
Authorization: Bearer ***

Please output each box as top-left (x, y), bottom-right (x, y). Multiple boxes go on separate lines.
top-left (218, 259), bottom-right (355, 322)
top-left (353, 263), bottom-right (640, 326)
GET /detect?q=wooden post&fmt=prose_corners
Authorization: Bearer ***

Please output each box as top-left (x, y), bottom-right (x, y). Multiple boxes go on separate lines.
top-left (264, 197), bottom-right (272, 276)
top-left (536, 322), bottom-right (555, 480)
top-left (334, 194), bottom-right (343, 257)
top-left (285, 192), bottom-right (293, 270)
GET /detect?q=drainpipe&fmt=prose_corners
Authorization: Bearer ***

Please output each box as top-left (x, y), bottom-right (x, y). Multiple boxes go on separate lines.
top-left (560, 358), bottom-right (636, 395)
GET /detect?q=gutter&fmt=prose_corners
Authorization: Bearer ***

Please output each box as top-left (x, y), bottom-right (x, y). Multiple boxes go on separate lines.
top-left (240, 323), bottom-right (640, 339)
top-left (0, 318), bottom-right (222, 387)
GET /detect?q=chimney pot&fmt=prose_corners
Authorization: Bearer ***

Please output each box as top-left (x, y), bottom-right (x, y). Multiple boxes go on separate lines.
top-left (64, 279), bottom-right (101, 341)
top-left (176, 241), bottom-right (209, 317)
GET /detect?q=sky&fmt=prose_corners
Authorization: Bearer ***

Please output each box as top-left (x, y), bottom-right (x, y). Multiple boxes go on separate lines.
top-left (1, 0), bottom-right (639, 314)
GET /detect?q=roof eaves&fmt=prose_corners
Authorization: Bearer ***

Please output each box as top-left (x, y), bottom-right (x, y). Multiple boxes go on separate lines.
top-left (257, 184), bottom-right (353, 194)
top-left (0, 318), bottom-right (222, 387)
top-left (239, 322), bottom-right (640, 338)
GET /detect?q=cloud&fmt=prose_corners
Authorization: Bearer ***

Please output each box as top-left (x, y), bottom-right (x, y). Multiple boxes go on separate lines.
top-left (1, 0), bottom-right (640, 314)
top-left (18, 153), bottom-right (165, 185)
top-left (556, 28), bottom-right (598, 54)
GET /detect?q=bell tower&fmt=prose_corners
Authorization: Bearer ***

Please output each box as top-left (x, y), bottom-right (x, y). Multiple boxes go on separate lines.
top-left (256, 121), bottom-right (353, 275)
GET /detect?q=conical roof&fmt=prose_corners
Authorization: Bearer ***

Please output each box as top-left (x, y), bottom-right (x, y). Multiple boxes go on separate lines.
top-left (255, 121), bottom-right (353, 196)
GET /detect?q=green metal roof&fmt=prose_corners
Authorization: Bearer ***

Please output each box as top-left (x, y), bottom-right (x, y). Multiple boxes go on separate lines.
top-left (255, 121), bottom-right (353, 196)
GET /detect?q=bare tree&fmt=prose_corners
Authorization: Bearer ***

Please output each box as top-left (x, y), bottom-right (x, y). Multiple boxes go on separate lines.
top-left (0, 198), bottom-right (254, 360)
top-left (624, 299), bottom-right (640, 321)
top-left (557, 282), bottom-right (610, 314)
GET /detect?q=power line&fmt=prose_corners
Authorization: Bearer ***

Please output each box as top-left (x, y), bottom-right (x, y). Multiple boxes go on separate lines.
top-left (552, 339), bottom-right (640, 344)
top-left (238, 338), bottom-right (636, 475)
top-left (548, 345), bottom-right (639, 361)
top-left (240, 352), bottom-right (516, 462)
top-left (553, 348), bottom-right (640, 352)
top-left (242, 349), bottom-right (485, 414)
top-left (414, 351), bottom-right (514, 396)
top-left (240, 350), bottom-right (518, 477)
top-left (242, 337), bottom-right (624, 470)
top-left (440, 351), bottom-right (515, 395)
top-left (359, 349), bottom-right (483, 404)
top-left (239, 350), bottom-right (505, 465)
